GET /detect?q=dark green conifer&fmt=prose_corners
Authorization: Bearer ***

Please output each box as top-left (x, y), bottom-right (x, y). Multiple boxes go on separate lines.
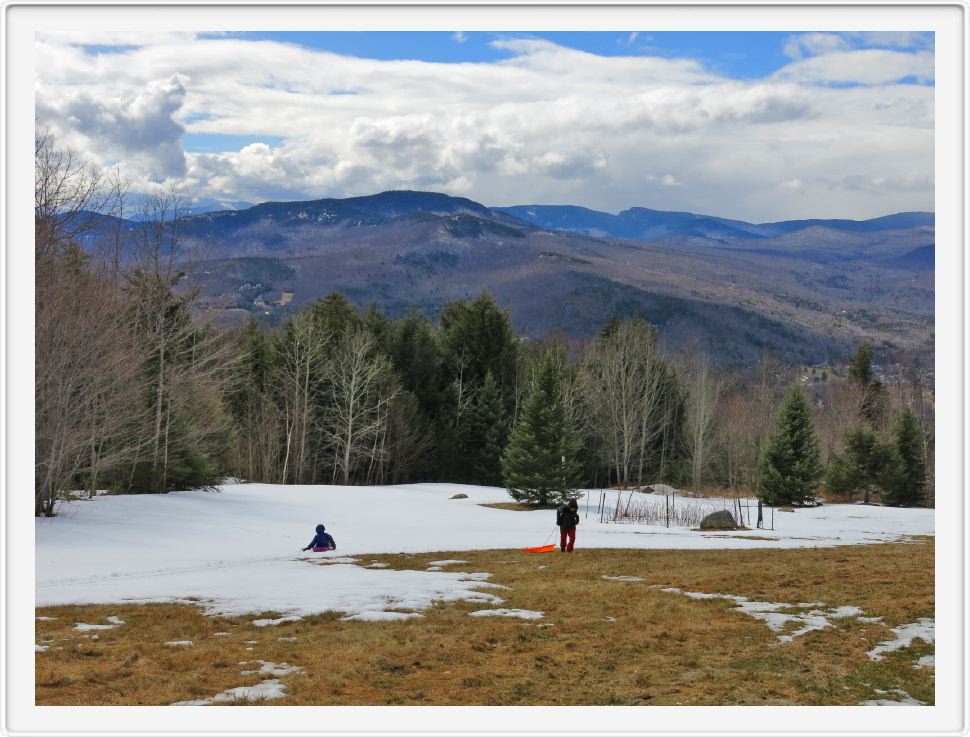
top-left (824, 424), bottom-right (895, 504)
top-left (884, 408), bottom-right (926, 506)
top-left (756, 384), bottom-right (822, 505)
top-left (465, 372), bottom-right (508, 486)
top-left (501, 354), bottom-right (583, 504)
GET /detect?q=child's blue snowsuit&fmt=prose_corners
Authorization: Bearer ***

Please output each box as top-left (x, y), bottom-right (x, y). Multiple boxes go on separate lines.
top-left (304, 524), bottom-right (336, 551)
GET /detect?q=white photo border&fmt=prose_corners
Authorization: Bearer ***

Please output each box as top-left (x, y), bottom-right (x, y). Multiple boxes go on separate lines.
top-left (2, 2), bottom-right (966, 735)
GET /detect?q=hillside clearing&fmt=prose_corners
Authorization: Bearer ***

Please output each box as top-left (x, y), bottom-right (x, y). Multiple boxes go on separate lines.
top-left (36, 539), bottom-right (934, 706)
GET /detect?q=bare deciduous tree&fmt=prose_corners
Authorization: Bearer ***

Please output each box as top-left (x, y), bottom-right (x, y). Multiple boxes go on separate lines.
top-left (320, 329), bottom-right (401, 485)
top-left (578, 320), bottom-right (669, 487)
top-left (274, 311), bottom-right (330, 484)
top-left (681, 353), bottom-right (722, 489)
top-left (35, 255), bottom-right (148, 514)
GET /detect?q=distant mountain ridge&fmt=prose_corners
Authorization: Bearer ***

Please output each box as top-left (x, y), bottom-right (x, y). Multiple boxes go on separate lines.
top-left (496, 203), bottom-right (935, 242)
top-left (179, 190), bottom-right (933, 244)
top-left (69, 189), bottom-right (933, 364)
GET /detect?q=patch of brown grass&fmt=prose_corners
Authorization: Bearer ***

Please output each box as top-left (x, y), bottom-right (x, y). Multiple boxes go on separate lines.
top-left (36, 538), bottom-right (934, 706)
top-left (478, 502), bottom-right (558, 511)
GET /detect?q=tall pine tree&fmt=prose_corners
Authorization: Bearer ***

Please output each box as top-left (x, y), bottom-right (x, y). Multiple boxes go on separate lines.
top-left (757, 384), bottom-right (822, 505)
top-left (823, 425), bottom-right (895, 504)
top-left (464, 372), bottom-right (508, 486)
top-left (501, 354), bottom-right (583, 505)
top-left (884, 408), bottom-right (926, 506)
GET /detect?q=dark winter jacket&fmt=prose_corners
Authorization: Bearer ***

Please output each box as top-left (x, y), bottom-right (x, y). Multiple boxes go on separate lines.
top-left (556, 503), bottom-right (580, 530)
top-left (305, 524), bottom-right (336, 551)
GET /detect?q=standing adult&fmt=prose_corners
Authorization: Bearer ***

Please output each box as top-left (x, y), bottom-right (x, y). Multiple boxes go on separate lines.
top-left (556, 498), bottom-right (580, 553)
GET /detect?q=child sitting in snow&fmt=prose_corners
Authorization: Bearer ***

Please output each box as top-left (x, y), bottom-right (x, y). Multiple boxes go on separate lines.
top-left (302, 524), bottom-right (336, 552)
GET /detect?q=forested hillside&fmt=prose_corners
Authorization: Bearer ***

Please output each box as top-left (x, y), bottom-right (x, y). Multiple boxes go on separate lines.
top-left (35, 136), bottom-right (935, 515)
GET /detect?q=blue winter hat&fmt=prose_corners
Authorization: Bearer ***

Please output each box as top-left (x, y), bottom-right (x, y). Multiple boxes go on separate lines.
top-left (316, 524), bottom-right (326, 533)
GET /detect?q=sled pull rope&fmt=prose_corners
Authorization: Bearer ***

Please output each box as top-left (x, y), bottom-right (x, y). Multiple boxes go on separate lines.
top-left (542, 525), bottom-right (557, 546)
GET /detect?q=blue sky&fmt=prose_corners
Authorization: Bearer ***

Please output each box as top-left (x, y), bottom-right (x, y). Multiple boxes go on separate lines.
top-left (36, 30), bottom-right (935, 220)
top-left (229, 31), bottom-right (796, 77)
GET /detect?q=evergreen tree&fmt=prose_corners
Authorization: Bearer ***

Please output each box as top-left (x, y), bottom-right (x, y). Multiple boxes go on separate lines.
top-left (756, 384), bottom-right (822, 505)
top-left (439, 292), bottom-right (519, 480)
top-left (310, 292), bottom-right (359, 341)
top-left (824, 425), bottom-right (896, 504)
top-left (386, 312), bottom-right (444, 420)
top-left (847, 341), bottom-right (883, 422)
top-left (501, 354), bottom-right (583, 504)
top-left (465, 371), bottom-right (509, 486)
top-left (884, 408), bottom-right (926, 506)
top-left (599, 315), bottom-right (621, 341)
top-left (439, 292), bottom-right (518, 394)
top-left (848, 341), bottom-right (875, 386)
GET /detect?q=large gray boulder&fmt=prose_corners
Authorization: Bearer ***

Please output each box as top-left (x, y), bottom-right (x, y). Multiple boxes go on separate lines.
top-left (699, 510), bottom-right (739, 530)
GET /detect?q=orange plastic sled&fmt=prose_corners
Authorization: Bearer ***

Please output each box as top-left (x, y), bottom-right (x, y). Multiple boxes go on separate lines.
top-left (523, 544), bottom-right (556, 554)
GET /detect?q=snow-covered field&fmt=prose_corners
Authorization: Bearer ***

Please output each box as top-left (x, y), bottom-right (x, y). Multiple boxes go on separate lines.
top-left (35, 483), bottom-right (933, 623)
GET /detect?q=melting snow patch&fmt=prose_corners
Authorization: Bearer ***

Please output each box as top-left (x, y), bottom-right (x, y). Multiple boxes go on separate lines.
top-left (604, 616), bottom-right (616, 622)
top-left (164, 640), bottom-right (193, 647)
top-left (602, 575), bottom-right (644, 582)
top-left (212, 632), bottom-right (231, 637)
top-left (240, 661), bottom-right (302, 677)
top-left (171, 679), bottom-right (287, 706)
top-left (428, 560), bottom-right (468, 567)
top-left (339, 611), bottom-right (424, 622)
top-left (915, 654), bottom-right (935, 669)
top-left (277, 636), bottom-right (298, 642)
top-left (313, 557), bottom-right (359, 565)
top-left (74, 622), bottom-right (118, 632)
top-left (867, 619), bottom-right (935, 661)
top-left (35, 644), bottom-right (48, 652)
top-left (36, 616), bottom-right (57, 621)
top-left (460, 572), bottom-right (495, 582)
top-left (830, 606), bottom-right (865, 618)
top-left (366, 562), bottom-right (389, 569)
top-left (661, 587), bottom-right (870, 643)
top-left (860, 689), bottom-right (925, 706)
top-left (106, 615), bottom-right (125, 625)
top-left (469, 608), bottom-right (544, 620)
top-left (252, 615), bottom-right (302, 627)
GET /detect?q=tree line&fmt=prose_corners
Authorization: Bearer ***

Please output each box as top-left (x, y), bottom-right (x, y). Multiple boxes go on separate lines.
top-left (34, 135), bottom-right (934, 514)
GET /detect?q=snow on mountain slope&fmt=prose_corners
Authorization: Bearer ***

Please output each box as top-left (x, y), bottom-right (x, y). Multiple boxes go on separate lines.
top-left (35, 483), bottom-right (934, 621)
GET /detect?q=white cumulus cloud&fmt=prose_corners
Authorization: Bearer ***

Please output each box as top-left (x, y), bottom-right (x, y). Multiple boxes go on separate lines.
top-left (34, 34), bottom-right (934, 220)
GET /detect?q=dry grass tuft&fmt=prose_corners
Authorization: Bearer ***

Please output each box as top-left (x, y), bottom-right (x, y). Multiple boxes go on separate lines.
top-left (36, 538), bottom-right (934, 706)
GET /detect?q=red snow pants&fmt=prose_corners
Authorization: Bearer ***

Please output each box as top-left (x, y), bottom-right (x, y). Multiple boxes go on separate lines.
top-left (560, 527), bottom-right (576, 552)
